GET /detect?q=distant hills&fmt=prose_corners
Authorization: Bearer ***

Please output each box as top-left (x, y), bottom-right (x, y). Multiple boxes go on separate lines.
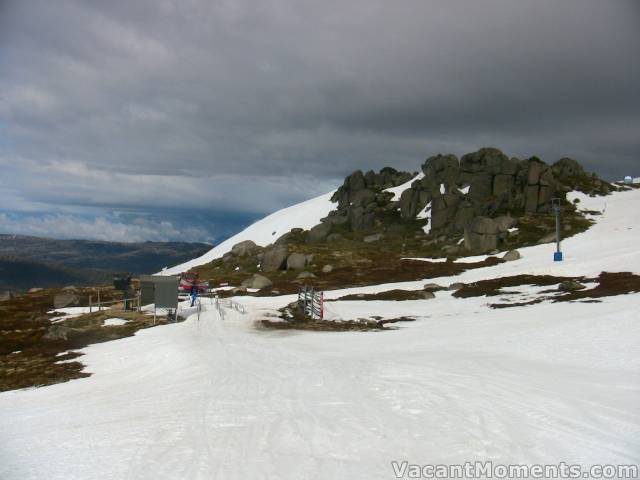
top-left (0, 235), bottom-right (211, 291)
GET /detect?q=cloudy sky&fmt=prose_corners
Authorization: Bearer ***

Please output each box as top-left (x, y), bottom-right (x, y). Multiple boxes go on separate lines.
top-left (1, 0), bottom-right (638, 243)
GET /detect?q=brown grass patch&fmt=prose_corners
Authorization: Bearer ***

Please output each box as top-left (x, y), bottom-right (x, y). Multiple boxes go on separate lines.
top-left (258, 316), bottom-right (415, 331)
top-left (452, 272), bottom-right (640, 309)
top-left (335, 289), bottom-right (432, 301)
top-left (0, 288), bottom-right (175, 392)
top-left (558, 272), bottom-right (640, 302)
top-left (452, 275), bottom-right (579, 299)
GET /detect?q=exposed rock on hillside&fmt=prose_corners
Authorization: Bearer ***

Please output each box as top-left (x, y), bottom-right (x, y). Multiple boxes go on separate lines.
top-left (241, 274), bottom-right (273, 289)
top-left (231, 240), bottom-right (260, 257)
top-left (286, 252), bottom-right (307, 270)
top-left (316, 147), bottom-right (611, 253)
top-left (190, 147), bottom-right (607, 291)
top-left (260, 245), bottom-right (288, 273)
top-left (464, 217), bottom-right (499, 252)
top-left (328, 168), bottom-right (414, 231)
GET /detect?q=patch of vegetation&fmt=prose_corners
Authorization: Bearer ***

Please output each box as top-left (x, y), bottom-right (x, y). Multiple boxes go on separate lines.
top-left (259, 316), bottom-right (416, 332)
top-left (195, 234), bottom-right (504, 296)
top-left (335, 289), bottom-right (434, 301)
top-left (452, 272), bottom-right (640, 309)
top-left (558, 272), bottom-right (640, 302)
top-left (258, 301), bottom-right (417, 331)
top-left (0, 287), bottom-right (174, 392)
top-left (452, 275), bottom-right (581, 299)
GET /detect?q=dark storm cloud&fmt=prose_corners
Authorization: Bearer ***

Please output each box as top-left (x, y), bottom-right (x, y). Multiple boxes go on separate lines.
top-left (0, 0), bottom-right (638, 241)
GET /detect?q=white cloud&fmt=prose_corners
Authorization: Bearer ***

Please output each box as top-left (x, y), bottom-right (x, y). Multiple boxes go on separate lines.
top-left (0, 212), bottom-right (211, 243)
top-left (0, 155), bottom-right (338, 214)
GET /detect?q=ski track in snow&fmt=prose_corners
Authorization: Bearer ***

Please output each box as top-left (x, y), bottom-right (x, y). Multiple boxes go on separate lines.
top-left (1, 189), bottom-right (640, 479)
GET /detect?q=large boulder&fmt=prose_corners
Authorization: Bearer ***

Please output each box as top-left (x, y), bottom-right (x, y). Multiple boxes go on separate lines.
top-left (241, 274), bottom-right (273, 289)
top-left (552, 158), bottom-right (586, 180)
top-left (537, 232), bottom-right (557, 244)
top-left (494, 216), bottom-right (516, 233)
top-left (464, 216), bottom-right (499, 252)
top-left (260, 245), bottom-right (288, 272)
top-left (306, 223), bottom-right (332, 243)
top-left (399, 188), bottom-right (418, 219)
top-left (321, 214), bottom-right (348, 227)
top-left (525, 185), bottom-right (540, 213)
top-left (286, 252), bottom-right (307, 270)
top-left (43, 325), bottom-right (72, 341)
top-left (231, 240), bottom-right (259, 257)
top-left (363, 233), bottom-right (383, 243)
top-left (348, 170), bottom-right (366, 192)
top-left (422, 154), bottom-right (459, 185)
top-left (349, 207), bottom-right (375, 231)
top-left (460, 147), bottom-right (512, 176)
top-left (502, 250), bottom-right (521, 262)
top-left (350, 189), bottom-right (376, 208)
top-left (493, 174), bottom-right (514, 197)
top-left (431, 193), bottom-right (460, 230)
top-left (274, 232), bottom-right (294, 245)
top-left (53, 293), bottom-right (79, 309)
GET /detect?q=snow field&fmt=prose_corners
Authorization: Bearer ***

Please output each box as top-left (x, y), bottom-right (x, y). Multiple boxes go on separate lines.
top-left (1, 189), bottom-right (640, 479)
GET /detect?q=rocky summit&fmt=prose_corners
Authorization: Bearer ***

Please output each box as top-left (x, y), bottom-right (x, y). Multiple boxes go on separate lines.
top-left (325, 148), bottom-right (610, 240)
top-left (193, 147), bottom-right (613, 295)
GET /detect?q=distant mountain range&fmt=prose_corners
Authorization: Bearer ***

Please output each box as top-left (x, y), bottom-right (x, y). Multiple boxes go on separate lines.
top-left (0, 234), bottom-right (211, 291)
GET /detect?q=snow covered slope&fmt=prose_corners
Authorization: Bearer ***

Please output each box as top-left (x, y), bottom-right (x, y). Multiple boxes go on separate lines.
top-left (1, 289), bottom-right (639, 478)
top-left (2, 189), bottom-right (640, 479)
top-left (160, 191), bottom-right (336, 275)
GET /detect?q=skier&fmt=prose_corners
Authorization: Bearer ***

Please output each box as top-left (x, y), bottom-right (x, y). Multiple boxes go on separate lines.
top-left (190, 284), bottom-right (198, 307)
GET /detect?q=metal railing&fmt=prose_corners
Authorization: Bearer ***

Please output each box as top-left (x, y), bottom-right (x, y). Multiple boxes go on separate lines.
top-left (213, 296), bottom-right (246, 319)
top-left (298, 286), bottom-right (324, 320)
top-left (88, 294), bottom-right (141, 313)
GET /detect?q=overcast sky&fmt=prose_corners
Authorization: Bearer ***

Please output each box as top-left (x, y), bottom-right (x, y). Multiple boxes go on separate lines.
top-left (1, 0), bottom-right (638, 243)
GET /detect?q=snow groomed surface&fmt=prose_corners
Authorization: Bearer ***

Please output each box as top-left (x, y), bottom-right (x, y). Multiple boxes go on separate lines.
top-left (1, 189), bottom-right (640, 479)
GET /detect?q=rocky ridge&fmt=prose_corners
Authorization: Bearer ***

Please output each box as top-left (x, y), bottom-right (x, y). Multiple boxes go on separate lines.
top-left (194, 147), bottom-right (611, 291)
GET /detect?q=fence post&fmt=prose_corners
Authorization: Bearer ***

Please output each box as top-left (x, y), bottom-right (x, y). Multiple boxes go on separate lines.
top-left (89, 295), bottom-right (92, 313)
top-left (310, 287), bottom-right (315, 319)
top-left (303, 286), bottom-right (308, 318)
top-left (320, 291), bottom-right (324, 320)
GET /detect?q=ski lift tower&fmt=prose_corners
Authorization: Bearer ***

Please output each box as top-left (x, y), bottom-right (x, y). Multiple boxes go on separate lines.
top-left (551, 198), bottom-right (563, 262)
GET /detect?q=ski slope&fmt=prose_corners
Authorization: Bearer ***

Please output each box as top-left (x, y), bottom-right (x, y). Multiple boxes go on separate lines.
top-left (1, 295), bottom-right (638, 479)
top-left (1, 189), bottom-right (640, 479)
